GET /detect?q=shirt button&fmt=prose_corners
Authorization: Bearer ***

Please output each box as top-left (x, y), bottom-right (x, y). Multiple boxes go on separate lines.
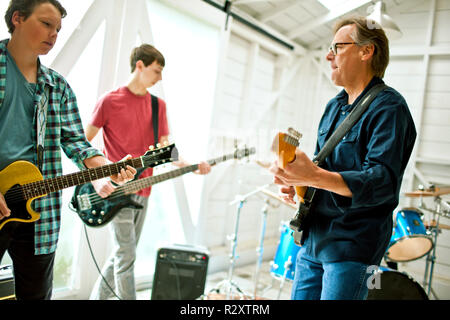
top-left (342, 111), bottom-right (346, 115)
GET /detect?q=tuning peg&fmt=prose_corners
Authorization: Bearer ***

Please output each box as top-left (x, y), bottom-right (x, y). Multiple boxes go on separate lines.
top-left (288, 127), bottom-right (302, 140)
top-left (156, 143), bottom-right (161, 148)
top-left (149, 145), bottom-right (154, 150)
top-left (163, 141), bottom-right (168, 146)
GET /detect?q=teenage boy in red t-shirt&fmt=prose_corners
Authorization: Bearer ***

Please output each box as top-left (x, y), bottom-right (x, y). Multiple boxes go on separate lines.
top-left (85, 44), bottom-right (211, 300)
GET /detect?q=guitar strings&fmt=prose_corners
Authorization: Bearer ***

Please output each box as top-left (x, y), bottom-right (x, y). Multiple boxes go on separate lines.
top-left (83, 171), bottom-right (184, 206)
top-left (6, 151), bottom-right (247, 208)
top-left (82, 154), bottom-right (234, 206)
top-left (3, 153), bottom-right (174, 204)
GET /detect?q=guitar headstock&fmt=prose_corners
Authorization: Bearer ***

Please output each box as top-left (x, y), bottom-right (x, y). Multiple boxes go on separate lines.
top-left (234, 146), bottom-right (256, 160)
top-left (143, 143), bottom-right (179, 168)
top-left (271, 127), bottom-right (302, 169)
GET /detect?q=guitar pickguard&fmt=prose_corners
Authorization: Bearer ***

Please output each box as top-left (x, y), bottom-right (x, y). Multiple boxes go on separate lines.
top-left (0, 184), bottom-right (35, 229)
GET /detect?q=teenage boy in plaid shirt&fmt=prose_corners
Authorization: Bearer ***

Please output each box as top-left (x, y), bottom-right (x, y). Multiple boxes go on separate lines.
top-left (0, 0), bottom-right (136, 300)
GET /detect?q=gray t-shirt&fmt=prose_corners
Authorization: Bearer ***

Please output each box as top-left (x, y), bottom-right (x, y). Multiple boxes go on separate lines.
top-left (0, 49), bottom-right (36, 170)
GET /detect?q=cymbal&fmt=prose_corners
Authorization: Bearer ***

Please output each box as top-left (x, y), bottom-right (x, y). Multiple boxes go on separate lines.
top-left (424, 220), bottom-right (450, 231)
top-left (404, 187), bottom-right (450, 198)
top-left (260, 188), bottom-right (297, 210)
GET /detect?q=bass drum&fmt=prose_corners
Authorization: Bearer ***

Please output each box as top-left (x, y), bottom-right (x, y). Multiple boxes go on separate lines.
top-left (367, 267), bottom-right (428, 300)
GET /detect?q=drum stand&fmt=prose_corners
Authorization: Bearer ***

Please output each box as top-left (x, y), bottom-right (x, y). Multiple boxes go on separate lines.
top-left (253, 198), bottom-right (269, 299)
top-left (274, 256), bottom-right (294, 300)
top-left (422, 196), bottom-right (446, 300)
top-left (209, 185), bottom-right (269, 300)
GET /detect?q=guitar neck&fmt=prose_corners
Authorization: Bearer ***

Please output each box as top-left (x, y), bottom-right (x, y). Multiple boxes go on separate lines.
top-left (121, 152), bottom-right (237, 194)
top-left (23, 158), bottom-right (144, 200)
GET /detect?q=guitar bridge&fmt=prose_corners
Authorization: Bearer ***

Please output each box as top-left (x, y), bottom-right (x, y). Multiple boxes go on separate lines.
top-left (77, 194), bottom-right (92, 211)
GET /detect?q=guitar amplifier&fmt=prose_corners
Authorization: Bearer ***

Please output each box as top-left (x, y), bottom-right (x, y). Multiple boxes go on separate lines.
top-left (151, 244), bottom-right (209, 300)
top-left (0, 265), bottom-right (15, 300)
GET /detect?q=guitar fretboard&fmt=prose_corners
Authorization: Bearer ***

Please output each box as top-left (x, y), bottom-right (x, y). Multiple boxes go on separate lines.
top-left (120, 153), bottom-right (237, 194)
top-left (22, 158), bottom-right (144, 199)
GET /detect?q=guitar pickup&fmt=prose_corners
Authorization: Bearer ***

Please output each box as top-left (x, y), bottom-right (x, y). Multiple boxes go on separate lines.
top-left (77, 194), bottom-right (92, 211)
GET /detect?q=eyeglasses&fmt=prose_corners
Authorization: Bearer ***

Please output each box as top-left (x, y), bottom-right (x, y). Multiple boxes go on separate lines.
top-left (328, 42), bottom-right (357, 56)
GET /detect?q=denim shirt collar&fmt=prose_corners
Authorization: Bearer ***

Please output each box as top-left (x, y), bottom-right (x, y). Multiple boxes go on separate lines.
top-left (336, 76), bottom-right (385, 110)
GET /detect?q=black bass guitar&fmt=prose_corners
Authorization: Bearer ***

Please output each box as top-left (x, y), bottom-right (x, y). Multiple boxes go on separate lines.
top-left (0, 143), bottom-right (177, 231)
top-left (71, 147), bottom-right (255, 227)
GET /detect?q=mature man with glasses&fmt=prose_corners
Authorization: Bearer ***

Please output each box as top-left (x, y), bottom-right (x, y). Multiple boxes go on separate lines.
top-left (270, 16), bottom-right (417, 300)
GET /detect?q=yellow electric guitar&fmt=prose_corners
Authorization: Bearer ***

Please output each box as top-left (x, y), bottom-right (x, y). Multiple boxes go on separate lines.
top-left (0, 143), bottom-right (177, 231)
top-left (271, 128), bottom-right (316, 234)
top-left (271, 127), bottom-right (307, 203)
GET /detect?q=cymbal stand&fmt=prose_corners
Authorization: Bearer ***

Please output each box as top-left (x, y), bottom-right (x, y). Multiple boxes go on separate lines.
top-left (253, 198), bottom-right (270, 299)
top-left (210, 185), bottom-right (269, 299)
top-left (422, 196), bottom-right (443, 300)
top-left (276, 256), bottom-right (294, 300)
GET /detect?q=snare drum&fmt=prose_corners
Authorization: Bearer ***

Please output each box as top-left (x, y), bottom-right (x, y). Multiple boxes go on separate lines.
top-left (386, 208), bottom-right (433, 262)
top-left (270, 222), bottom-right (301, 281)
top-left (367, 267), bottom-right (428, 300)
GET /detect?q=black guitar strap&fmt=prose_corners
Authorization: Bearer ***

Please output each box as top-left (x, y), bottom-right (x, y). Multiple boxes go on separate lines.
top-left (132, 93), bottom-right (159, 180)
top-left (290, 83), bottom-right (388, 234)
top-left (151, 94), bottom-right (159, 144)
top-left (313, 83), bottom-right (388, 167)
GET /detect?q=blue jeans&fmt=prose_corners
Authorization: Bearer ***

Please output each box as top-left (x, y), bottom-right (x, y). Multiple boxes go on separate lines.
top-left (291, 246), bottom-right (372, 300)
top-left (90, 194), bottom-right (149, 300)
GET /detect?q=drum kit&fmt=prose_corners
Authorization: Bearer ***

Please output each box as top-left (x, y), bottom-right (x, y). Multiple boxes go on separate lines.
top-left (208, 182), bottom-right (450, 300)
top-left (371, 185), bottom-right (450, 300)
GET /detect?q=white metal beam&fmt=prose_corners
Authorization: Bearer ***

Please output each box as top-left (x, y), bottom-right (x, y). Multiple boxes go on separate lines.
top-left (231, 6), bottom-right (307, 55)
top-left (390, 45), bottom-right (450, 57)
top-left (231, 21), bottom-right (295, 56)
top-left (286, 0), bottom-right (371, 40)
top-left (258, 0), bottom-right (299, 23)
top-left (50, 0), bottom-right (108, 76)
top-left (194, 13), bottom-right (233, 245)
top-left (114, 0), bottom-right (143, 87)
top-left (97, 0), bottom-right (126, 97)
top-left (239, 42), bottom-right (260, 128)
top-left (248, 56), bottom-right (305, 130)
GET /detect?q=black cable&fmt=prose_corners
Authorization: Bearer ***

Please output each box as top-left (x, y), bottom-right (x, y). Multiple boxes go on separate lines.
top-left (69, 202), bottom-right (122, 300)
top-left (83, 224), bottom-right (122, 300)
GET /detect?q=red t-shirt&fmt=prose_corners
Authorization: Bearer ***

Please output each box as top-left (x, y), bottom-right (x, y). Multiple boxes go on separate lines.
top-left (90, 86), bottom-right (169, 197)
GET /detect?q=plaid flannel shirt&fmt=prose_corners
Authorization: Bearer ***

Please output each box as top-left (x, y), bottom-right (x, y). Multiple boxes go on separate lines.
top-left (0, 39), bottom-right (103, 254)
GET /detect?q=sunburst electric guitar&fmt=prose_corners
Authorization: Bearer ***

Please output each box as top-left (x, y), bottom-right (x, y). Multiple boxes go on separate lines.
top-left (272, 128), bottom-right (316, 234)
top-left (71, 147), bottom-right (256, 227)
top-left (0, 143), bottom-right (178, 232)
